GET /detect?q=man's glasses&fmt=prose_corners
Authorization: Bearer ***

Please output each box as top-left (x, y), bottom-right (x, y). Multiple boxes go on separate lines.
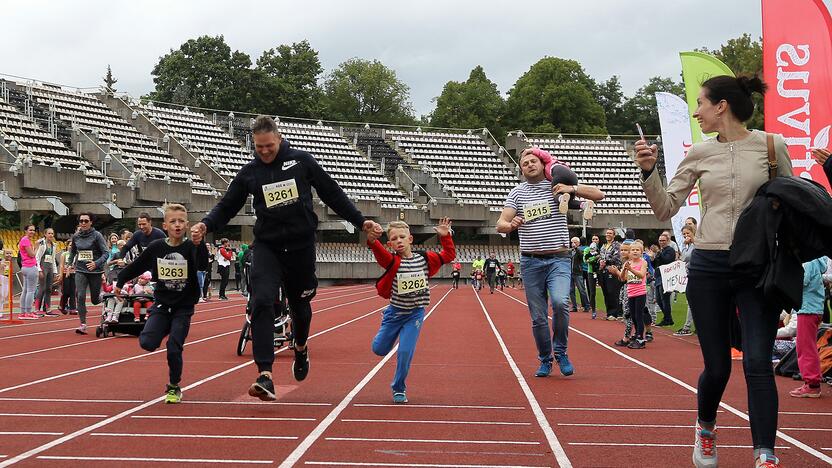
top-left (79, 219), bottom-right (91, 224)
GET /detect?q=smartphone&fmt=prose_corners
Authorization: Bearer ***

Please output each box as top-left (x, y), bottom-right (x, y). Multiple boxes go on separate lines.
top-left (636, 123), bottom-right (646, 143)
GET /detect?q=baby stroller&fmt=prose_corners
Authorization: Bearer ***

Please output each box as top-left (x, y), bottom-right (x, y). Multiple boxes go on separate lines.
top-left (236, 256), bottom-right (293, 356)
top-left (95, 293), bottom-right (154, 338)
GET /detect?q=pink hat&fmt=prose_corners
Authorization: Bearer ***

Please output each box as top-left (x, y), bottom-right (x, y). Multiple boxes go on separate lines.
top-left (523, 147), bottom-right (570, 182)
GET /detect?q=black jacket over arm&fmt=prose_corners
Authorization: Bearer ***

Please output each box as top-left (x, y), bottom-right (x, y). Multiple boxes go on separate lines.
top-left (202, 140), bottom-right (366, 251)
top-left (731, 176), bottom-right (832, 311)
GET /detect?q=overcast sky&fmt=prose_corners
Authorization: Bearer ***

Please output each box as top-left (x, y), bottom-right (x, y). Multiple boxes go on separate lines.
top-left (3, 0), bottom-right (829, 118)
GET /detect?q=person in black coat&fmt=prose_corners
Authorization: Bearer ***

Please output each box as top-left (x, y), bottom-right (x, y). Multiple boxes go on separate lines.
top-left (652, 233), bottom-right (677, 326)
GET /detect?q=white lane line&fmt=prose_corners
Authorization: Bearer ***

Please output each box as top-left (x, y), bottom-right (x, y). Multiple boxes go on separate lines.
top-left (0, 310), bottom-right (242, 361)
top-left (0, 397), bottom-right (142, 403)
top-left (781, 427), bottom-right (832, 432)
top-left (0, 304), bottom-right (384, 467)
top-left (0, 301), bottom-right (244, 341)
top-left (0, 432), bottom-right (63, 436)
top-left (325, 437), bottom-right (539, 445)
top-left (133, 415), bottom-right (315, 422)
top-left (341, 419), bottom-right (531, 426)
top-left (181, 400), bottom-right (331, 407)
top-left (780, 411), bottom-right (832, 416)
top-left (0, 336), bottom-right (117, 360)
top-left (568, 442), bottom-right (790, 449)
top-left (353, 403), bottom-right (525, 410)
top-left (278, 287), bottom-right (453, 468)
top-left (371, 449), bottom-right (544, 457)
top-left (499, 290), bottom-right (832, 465)
top-left (90, 432), bottom-right (297, 440)
top-left (474, 289), bottom-right (571, 468)
top-left (313, 288), bottom-right (378, 302)
top-left (547, 407), bottom-right (705, 413)
top-left (0, 287), bottom-right (364, 341)
top-left (0, 329), bottom-right (238, 395)
top-left (0, 413), bottom-right (105, 418)
top-left (37, 455), bottom-right (272, 464)
top-left (557, 423), bottom-right (749, 429)
top-left (305, 462), bottom-right (549, 468)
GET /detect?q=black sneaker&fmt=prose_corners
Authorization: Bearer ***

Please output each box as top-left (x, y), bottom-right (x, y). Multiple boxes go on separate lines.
top-left (248, 373), bottom-right (276, 401)
top-left (293, 347), bottom-right (310, 381)
top-left (627, 339), bottom-right (646, 349)
top-left (645, 331), bottom-right (654, 342)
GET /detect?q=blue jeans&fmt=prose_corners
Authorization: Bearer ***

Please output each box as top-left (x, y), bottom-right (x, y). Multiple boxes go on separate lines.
top-left (372, 305), bottom-right (425, 393)
top-left (196, 271), bottom-right (206, 291)
top-left (569, 272), bottom-right (589, 311)
top-left (521, 256), bottom-right (572, 363)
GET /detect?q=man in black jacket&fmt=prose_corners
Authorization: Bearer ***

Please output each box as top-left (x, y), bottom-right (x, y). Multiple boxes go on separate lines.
top-left (192, 116), bottom-right (382, 401)
top-left (120, 212), bottom-right (166, 260)
top-left (653, 233), bottom-right (677, 326)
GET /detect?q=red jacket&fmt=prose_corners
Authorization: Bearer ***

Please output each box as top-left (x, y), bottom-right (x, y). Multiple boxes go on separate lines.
top-left (368, 235), bottom-right (456, 299)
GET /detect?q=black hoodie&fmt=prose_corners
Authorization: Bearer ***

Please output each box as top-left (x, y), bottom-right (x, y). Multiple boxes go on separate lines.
top-left (202, 140), bottom-right (366, 251)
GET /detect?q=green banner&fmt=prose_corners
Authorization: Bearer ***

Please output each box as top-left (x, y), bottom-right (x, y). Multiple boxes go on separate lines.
top-left (679, 51), bottom-right (735, 142)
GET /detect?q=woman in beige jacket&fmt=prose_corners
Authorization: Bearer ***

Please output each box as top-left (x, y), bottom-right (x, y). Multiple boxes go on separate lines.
top-left (635, 75), bottom-right (791, 468)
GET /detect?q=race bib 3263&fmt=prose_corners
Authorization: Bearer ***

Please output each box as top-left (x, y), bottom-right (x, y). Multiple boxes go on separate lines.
top-left (157, 258), bottom-right (188, 280)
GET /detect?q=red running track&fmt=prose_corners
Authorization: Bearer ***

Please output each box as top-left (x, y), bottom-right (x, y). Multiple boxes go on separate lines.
top-left (0, 284), bottom-right (830, 467)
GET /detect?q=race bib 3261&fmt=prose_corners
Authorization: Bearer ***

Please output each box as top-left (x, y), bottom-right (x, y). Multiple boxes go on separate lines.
top-left (263, 179), bottom-right (299, 208)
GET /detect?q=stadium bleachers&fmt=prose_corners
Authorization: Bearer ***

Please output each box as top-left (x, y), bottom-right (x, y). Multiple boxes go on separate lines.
top-left (137, 102), bottom-right (250, 180)
top-left (17, 82), bottom-right (213, 196)
top-left (387, 130), bottom-right (518, 207)
top-left (524, 136), bottom-right (653, 214)
top-left (0, 93), bottom-right (108, 184)
top-left (0, 230), bottom-right (69, 257)
top-left (343, 127), bottom-right (406, 179)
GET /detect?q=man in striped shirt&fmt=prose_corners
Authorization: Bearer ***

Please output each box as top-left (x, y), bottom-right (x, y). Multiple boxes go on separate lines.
top-left (497, 148), bottom-right (605, 378)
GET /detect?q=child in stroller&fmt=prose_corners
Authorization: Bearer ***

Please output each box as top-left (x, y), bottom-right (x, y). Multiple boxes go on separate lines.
top-left (97, 272), bottom-right (155, 337)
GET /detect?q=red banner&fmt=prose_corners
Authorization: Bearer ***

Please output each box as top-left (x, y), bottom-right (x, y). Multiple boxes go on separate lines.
top-left (763, 0), bottom-right (832, 192)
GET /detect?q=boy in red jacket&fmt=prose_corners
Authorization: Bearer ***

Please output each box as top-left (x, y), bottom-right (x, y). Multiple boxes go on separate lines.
top-left (367, 217), bottom-right (455, 403)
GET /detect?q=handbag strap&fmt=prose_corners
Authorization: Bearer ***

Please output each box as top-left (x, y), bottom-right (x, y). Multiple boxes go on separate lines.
top-left (767, 133), bottom-right (778, 180)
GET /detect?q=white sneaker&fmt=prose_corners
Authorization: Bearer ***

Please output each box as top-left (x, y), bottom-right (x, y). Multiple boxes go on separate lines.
top-left (582, 200), bottom-right (595, 220)
top-left (558, 193), bottom-right (570, 214)
top-left (755, 453), bottom-right (781, 467)
top-left (75, 324), bottom-right (88, 335)
top-left (692, 421), bottom-right (718, 468)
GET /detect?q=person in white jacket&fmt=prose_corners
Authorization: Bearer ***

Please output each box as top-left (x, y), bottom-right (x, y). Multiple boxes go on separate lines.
top-left (34, 228), bottom-right (60, 316)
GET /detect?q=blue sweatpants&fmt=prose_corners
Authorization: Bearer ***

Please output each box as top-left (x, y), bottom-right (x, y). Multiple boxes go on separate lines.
top-left (372, 305), bottom-right (425, 393)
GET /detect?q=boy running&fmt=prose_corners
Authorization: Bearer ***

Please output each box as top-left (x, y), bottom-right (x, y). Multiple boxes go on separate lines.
top-left (367, 217), bottom-right (455, 403)
top-left (115, 204), bottom-right (202, 404)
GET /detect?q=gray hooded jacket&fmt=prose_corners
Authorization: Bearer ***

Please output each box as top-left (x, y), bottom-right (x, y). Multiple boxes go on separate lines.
top-left (69, 228), bottom-right (109, 274)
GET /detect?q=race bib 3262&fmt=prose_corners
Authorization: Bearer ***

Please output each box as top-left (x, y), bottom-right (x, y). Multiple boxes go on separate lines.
top-left (397, 271), bottom-right (428, 295)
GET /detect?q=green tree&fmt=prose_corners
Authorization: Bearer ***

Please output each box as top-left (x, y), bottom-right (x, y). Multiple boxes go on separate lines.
top-left (322, 58), bottom-right (415, 124)
top-left (697, 33), bottom-right (764, 129)
top-left (255, 40), bottom-right (323, 118)
top-left (103, 65), bottom-right (117, 92)
top-left (429, 66), bottom-right (505, 136)
top-left (504, 57), bottom-right (606, 134)
top-left (620, 76), bottom-right (685, 135)
top-left (596, 75), bottom-right (627, 134)
top-left (147, 35), bottom-right (254, 111)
